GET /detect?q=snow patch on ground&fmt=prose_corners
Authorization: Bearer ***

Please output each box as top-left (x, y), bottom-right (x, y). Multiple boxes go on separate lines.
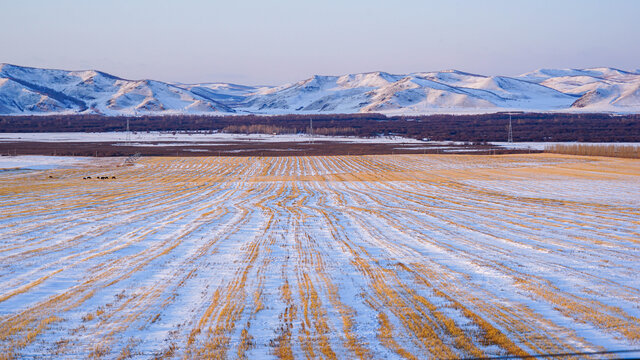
top-left (0, 155), bottom-right (94, 170)
top-left (492, 142), bottom-right (640, 150)
top-left (0, 132), bottom-right (425, 144)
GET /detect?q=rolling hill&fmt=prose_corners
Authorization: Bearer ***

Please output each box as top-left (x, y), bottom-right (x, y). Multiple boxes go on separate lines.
top-left (1, 64), bottom-right (639, 115)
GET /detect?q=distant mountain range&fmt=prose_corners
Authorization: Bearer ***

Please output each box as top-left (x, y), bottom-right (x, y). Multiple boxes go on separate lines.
top-left (1, 64), bottom-right (639, 115)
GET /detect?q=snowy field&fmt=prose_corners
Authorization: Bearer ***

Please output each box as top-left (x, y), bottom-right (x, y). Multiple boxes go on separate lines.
top-left (0, 155), bottom-right (96, 170)
top-left (0, 132), bottom-right (424, 144)
top-left (2, 132), bottom-right (637, 152)
top-left (492, 141), bottom-right (640, 151)
top-left (1, 154), bottom-right (639, 358)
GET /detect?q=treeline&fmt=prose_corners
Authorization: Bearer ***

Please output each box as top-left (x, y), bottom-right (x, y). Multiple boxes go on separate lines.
top-left (222, 124), bottom-right (295, 135)
top-left (222, 124), bottom-right (358, 136)
top-left (1, 113), bottom-right (639, 142)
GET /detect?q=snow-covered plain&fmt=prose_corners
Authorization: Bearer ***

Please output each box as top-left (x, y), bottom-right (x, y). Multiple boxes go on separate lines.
top-left (4, 132), bottom-right (637, 153)
top-left (1, 154), bottom-right (639, 358)
top-left (491, 141), bottom-right (640, 151)
top-left (0, 155), bottom-right (95, 170)
top-left (0, 132), bottom-right (424, 144)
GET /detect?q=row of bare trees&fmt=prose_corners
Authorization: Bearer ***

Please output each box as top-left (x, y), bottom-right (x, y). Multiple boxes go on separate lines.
top-left (1, 113), bottom-right (639, 142)
top-left (222, 124), bottom-right (295, 134)
top-left (545, 144), bottom-right (640, 158)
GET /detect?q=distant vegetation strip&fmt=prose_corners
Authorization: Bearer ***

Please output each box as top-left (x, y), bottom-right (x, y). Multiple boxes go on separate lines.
top-left (546, 144), bottom-right (640, 158)
top-left (1, 113), bottom-right (639, 142)
top-left (221, 124), bottom-right (358, 136)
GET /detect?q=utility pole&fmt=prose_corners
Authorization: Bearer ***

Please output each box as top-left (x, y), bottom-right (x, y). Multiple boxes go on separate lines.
top-left (507, 114), bottom-right (513, 143)
top-left (126, 112), bottom-right (133, 146)
top-left (309, 118), bottom-right (313, 144)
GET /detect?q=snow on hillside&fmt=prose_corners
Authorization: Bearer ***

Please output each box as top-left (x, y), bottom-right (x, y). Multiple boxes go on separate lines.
top-left (525, 68), bottom-right (640, 111)
top-left (0, 64), bottom-right (232, 115)
top-left (175, 82), bottom-right (259, 107)
top-left (1, 64), bottom-right (640, 115)
top-left (241, 74), bottom-right (377, 113)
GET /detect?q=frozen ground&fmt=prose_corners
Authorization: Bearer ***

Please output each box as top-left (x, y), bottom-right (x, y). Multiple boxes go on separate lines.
top-left (3, 132), bottom-right (638, 156)
top-left (492, 141), bottom-right (640, 151)
top-left (0, 132), bottom-right (424, 144)
top-left (0, 155), bottom-right (95, 170)
top-left (0, 154), bottom-right (639, 359)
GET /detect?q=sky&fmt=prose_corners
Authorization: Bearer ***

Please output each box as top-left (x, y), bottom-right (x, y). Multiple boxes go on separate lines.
top-left (2, 0), bottom-right (639, 85)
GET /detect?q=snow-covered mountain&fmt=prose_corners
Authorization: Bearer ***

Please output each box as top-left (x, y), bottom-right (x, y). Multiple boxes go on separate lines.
top-left (0, 64), bottom-right (232, 115)
top-left (1, 64), bottom-right (639, 115)
top-left (520, 68), bottom-right (640, 111)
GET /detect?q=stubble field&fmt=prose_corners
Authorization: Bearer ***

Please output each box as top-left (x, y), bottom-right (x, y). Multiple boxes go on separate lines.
top-left (0, 154), bottom-right (639, 359)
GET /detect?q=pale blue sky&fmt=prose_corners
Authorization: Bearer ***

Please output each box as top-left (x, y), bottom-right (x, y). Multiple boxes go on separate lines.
top-left (2, 0), bottom-right (639, 84)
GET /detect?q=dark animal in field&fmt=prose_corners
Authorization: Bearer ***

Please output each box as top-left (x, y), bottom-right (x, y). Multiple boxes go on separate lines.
top-left (112, 176), bottom-right (116, 179)
top-left (86, 176), bottom-right (91, 179)
top-left (48, 176), bottom-right (53, 178)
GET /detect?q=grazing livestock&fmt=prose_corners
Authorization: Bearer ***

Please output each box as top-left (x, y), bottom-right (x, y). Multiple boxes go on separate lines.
top-left (85, 175), bottom-right (118, 180)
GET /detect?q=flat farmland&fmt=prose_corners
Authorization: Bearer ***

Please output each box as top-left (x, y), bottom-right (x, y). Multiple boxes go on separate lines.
top-left (1, 154), bottom-right (639, 359)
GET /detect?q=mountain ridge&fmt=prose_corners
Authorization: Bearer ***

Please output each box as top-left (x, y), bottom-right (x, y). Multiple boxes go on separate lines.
top-left (1, 63), bottom-right (639, 115)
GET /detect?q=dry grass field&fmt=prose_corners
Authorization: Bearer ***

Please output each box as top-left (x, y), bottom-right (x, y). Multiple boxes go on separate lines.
top-left (0, 154), bottom-right (639, 359)
top-left (546, 143), bottom-right (640, 159)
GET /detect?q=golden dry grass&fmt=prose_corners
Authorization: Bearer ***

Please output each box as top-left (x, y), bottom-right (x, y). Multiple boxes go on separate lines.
top-left (546, 143), bottom-right (640, 158)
